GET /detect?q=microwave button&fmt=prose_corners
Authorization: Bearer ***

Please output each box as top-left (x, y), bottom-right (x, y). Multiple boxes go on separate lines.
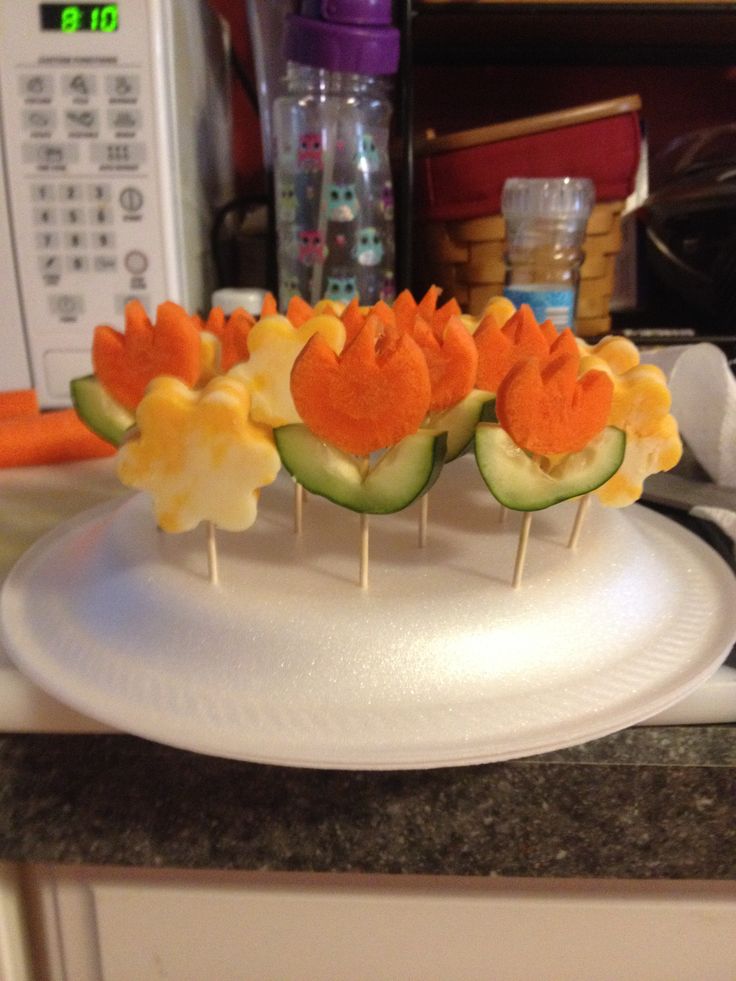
top-left (39, 255), bottom-right (62, 277)
top-left (108, 108), bottom-right (141, 132)
top-left (91, 231), bottom-right (116, 249)
top-left (124, 250), bottom-right (148, 275)
top-left (65, 108), bottom-right (99, 133)
top-left (66, 255), bottom-right (89, 274)
top-left (33, 206), bottom-right (57, 226)
top-left (105, 74), bottom-right (140, 100)
top-left (115, 293), bottom-right (149, 313)
top-left (36, 231), bottom-right (60, 250)
top-left (119, 187), bottom-right (143, 213)
top-left (89, 205), bottom-right (114, 225)
top-left (62, 73), bottom-right (97, 99)
top-left (23, 108), bottom-right (56, 132)
top-left (31, 184), bottom-right (56, 203)
top-left (94, 255), bottom-right (117, 273)
top-left (61, 207), bottom-right (85, 226)
top-left (49, 293), bottom-right (84, 319)
top-left (23, 142), bottom-right (78, 168)
top-left (60, 183), bottom-right (84, 203)
top-left (87, 183), bottom-right (111, 202)
top-left (19, 74), bottom-right (53, 100)
top-left (90, 142), bottom-right (146, 167)
top-left (65, 232), bottom-right (87, 250)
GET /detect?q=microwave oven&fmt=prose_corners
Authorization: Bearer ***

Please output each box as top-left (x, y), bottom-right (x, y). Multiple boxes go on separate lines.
top-left (0, 0), bottom-right (233, 406)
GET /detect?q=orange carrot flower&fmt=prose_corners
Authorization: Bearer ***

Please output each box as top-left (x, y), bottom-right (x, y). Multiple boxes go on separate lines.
top-left (291, 314), bottom-right (432, 456)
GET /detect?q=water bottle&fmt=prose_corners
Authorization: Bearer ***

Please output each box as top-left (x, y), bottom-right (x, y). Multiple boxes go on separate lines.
top-left (501, 177), bottom-right (595, 332)
top-left (272, 0), bottom-right (400, 309)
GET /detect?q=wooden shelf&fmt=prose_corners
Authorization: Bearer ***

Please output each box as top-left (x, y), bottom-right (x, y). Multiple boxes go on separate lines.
top-left (411, 3), bottom-right (736, 65)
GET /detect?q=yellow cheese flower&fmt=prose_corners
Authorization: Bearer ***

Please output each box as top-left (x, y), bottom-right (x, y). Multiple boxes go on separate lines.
top-left (578, 337), bottom-right (682, 507)
top-left (117, 374), bottom-right (281, 533)
top-left (230, 312), bottom-right (346, 427)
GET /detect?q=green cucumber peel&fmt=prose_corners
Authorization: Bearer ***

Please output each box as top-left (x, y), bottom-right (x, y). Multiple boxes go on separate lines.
top-left (475, 423), bottom-right (626, 512)
top-left (275, 425), bottom-right (448, 514)
top-left (425, 389), bottom-right (496, 462)
top-left (70, 374), bottom-right (135, 447)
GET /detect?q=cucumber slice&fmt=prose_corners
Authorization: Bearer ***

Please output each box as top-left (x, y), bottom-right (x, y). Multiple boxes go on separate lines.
top-left (475, 423), bottom-right (626, 511)
top-left (426, 389), bottom-right (496, 462)
top-left (275, 425), bottom-right (447, 514)
top-left (70, 374), bottom-right (135, 447)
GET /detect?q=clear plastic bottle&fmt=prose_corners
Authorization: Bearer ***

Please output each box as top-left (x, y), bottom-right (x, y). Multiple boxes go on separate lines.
top-left (501, 177), bottom-right (595, 332)
top-left (272, 1), bottom-right (399, 310)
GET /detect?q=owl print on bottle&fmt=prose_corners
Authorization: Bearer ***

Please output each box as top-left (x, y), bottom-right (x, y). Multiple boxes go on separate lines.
top-left (379, 270), bottom-right (396, 303)
top-left (327, 183), bottom-right (359, 223)
top-left (278, 181), bottom-right (298, 225)
top-left (380, 181), bottom-right (394, 221)
top-left (354, 133), bottom-right (381, 174)
top-left (297, 131), bottom-right (323, 173)
top-left (298, 229), bottom-right (328, 266)
top-left (354, 227), bottom-right (383, 267)
top-left (324, 275), bottom-right (358, 304)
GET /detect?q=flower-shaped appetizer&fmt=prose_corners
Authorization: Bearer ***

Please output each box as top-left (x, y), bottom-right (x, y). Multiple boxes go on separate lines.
top-left (117, 375), bottom-right (280, 532)
top-left (230, 312), bottom-right (346, 428)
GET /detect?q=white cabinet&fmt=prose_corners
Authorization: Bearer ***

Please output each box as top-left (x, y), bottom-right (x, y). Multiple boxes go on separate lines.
top-left (17, 865), bottom-right (736, 981)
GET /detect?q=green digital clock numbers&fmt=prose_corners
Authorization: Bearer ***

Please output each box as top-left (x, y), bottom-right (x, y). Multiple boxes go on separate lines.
top-left (40, 4), bottom-right (120, 32)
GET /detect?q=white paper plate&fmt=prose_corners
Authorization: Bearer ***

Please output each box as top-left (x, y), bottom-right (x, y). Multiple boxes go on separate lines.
top-left (2, 459), bottom-right (735, 769)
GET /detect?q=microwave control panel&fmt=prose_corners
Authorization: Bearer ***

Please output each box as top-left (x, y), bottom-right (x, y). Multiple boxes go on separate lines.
top-left (0, 0), bottom-right (229, 406)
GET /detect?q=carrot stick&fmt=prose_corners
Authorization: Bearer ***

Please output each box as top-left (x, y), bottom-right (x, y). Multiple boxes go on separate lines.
top-left (0, 408), bottom-right (115, 468)
top-left (0, 389), bottom-right (39, 420)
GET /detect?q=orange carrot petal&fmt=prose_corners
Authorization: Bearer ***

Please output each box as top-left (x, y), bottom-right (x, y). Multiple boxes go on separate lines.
top-left (0, 389), bottom-right (39, 420)
top-left (92, 301), bottom-right (201, 411)
top-left (259, 292), bottom-right (279, 318)
top-left (203, 306), bottom-right (226, 339)
top-left (417, 284), bottom-right (441, 322)
top-left (431, 297), bottom-right (462, 340)
top-left (474, 313), bottom-right (511, 392)
top-left (0, 408), bottom-right (115, 468)
top-left (497, 354), bottom-right (613, 456)
top-left (549, 326), bottom-right (579, 358)
top-left (392, 289), bottom-right (418, 334)
top-left (291, 320), bottom-right (431, 456)
top-left (286, 294), bottom-right (314, 328)
top-left (419, 315), bottom-right (478, 412)
top-left (220, 308), bottom-right (255, 370)
top-left (340, 296), bottom-right (366, 345)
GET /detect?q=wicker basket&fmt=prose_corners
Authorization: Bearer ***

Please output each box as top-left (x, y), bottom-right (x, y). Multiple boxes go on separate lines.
top-left (415, 200), bottom-right (624, 336)
top-left (413, 96), bottom-right (641, 335)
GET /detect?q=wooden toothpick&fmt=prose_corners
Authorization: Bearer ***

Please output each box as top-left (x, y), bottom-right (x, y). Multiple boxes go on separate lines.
top-left (359, 512), bottom-right (370, 588)
top-left (294, 482), bottom-right (304, 535)
top-left (207, 520), bottom-right (219, 585)
top-left (418, 493), bottom-right (429, 548)
top-left (567, 494), bottom-right (591, 550)
top-left (512, 511), bottom-right (533, 589)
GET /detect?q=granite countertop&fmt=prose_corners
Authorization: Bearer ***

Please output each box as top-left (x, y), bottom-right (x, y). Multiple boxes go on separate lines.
top-left (0, 724), bottom-right (734, 879)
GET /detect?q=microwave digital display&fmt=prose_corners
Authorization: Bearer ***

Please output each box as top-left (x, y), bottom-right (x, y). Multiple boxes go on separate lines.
top-left (39, 4), bottom-right (119, 32)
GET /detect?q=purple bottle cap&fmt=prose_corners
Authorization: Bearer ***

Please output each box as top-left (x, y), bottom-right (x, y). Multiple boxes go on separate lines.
top-left (285, 0), bottom-right (399, 76)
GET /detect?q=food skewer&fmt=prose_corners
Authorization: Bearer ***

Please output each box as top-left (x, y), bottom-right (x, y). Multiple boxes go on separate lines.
top-left (206, 520), bottom-right (219, 586)
top-left (360, 512), bottom-right (370, 588)
top-left (567, 493), bottom-right (591, 550)
top-left (512, 511), bottom-right (533, 589)
top-left (294, 482), bottom-right (304, 535)
top-left (418, 493), bottom-right (429, 548)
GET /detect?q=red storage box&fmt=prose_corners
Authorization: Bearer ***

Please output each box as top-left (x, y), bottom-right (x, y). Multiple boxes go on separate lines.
top-left (415, 95), bottom-right (642, 222)
top-left (413, 95), bottom-right (642, 333)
